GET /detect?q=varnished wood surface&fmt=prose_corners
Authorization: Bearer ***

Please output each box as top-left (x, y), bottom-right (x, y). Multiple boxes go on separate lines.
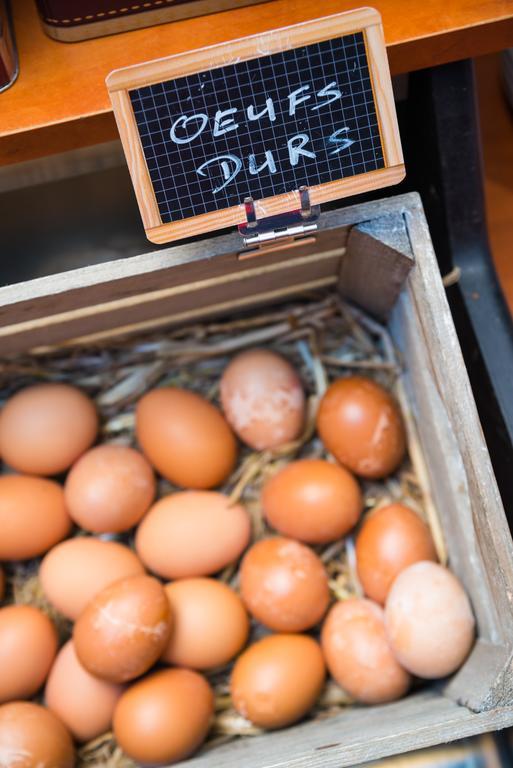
top-left (476, 54), bottom-right (513, 315)
top-left (108, 10), bottom-right (403, 242)
top-left (1, 0), bottom-right (513, 165)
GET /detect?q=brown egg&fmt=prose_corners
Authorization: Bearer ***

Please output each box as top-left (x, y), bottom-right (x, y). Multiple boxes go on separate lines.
top-left (263, 459), bottom-right (362, 543)
top-left (136, 491), bottom-right (251, 579)
top-left (0, 605), bottom-right (57, 703)
top-left (385, 562), bottom-right (475, 678)
top-left (136, 387), bottom-right (237, 489)
top-left (356, 503), bottom-right (437, 604)
top-left (64, 444), bottom-right (155, 533)
top-left (74, 574), bottom-right (173, 683)
top-left (0, 383), bottom-right (98, 476)
top-left (40, 537), bottom-right (145, 621)
top-left (231, 634), bottom-right (325, 728)
top-left (0, 475), bottom-right (71, 561)
top-left (113, 668), bottom-right (214, 765)
top-left (0, 701), bottom-right (75, 768)
top-left (321, 598), bottom-right (410, 704)
top-left (45, 641), bottom-right (123, 742)
top-left (0, 566), bottom-right (4, 601)
top-left (240, 537), bottom-right (329, 631)
top-left (162, 578), bottom-right (249, 670)
top-left (220, 349), bottom-right (305, 450)
top-left (317, 377), bottom-right (406, 479)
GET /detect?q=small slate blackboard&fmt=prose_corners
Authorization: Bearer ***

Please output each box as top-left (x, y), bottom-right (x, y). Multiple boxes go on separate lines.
top-left (107, 9), bottom-right (404, 244)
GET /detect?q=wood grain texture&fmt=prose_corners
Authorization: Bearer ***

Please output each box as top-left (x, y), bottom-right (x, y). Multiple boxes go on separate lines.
top-left (109, 89), bottom-right (161, 228)
top-left (41, 0), bottom-right (270, 42)
top-left (339, 216), bottom-right (413, 319)
top-left (2, 0), bottom-right (512, 166)
top-left (145, 167), bottom-right (405, 244)
top-left (106, 8), bottom-right (380, 91)
top-left (107, 10), bottom-right (403, 242)
top-left (172, 690), bottom-right (513, 768)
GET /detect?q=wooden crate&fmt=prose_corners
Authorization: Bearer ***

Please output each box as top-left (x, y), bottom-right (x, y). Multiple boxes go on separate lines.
top-left (2, 191), bottom-right (513, 766)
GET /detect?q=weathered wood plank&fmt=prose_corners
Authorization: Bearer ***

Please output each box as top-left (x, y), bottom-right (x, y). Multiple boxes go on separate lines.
top-left (177, 691), bottom-right (513, 768)
top-left (339, 213), bottom-right (414, 319)
top-left (389, 198), bottom-right (513, 710)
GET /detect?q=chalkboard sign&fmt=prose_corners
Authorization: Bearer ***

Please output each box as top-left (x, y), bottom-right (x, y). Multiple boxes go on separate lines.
top-left (107, 9), bottom-right (404, 244)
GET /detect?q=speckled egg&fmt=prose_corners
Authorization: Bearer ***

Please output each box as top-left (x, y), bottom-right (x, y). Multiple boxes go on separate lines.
top-left (317, 377), bottom-right (406, 479)
top-left (220, 349), bottom-right (306, 450)
top-left (240, 537), bottom-right (330, 632)
top-left (385, 562), bottom-right (475, 678)
top-left (73, 575), bottom-right (173, 683)
top-left (321, 598), bottom-right (411, 704)
top-left (64, 444), bottom-right (155, 533)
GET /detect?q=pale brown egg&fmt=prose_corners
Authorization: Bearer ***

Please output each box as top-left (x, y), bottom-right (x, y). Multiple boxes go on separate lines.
top-left (0, 701), bottom-right (75, 768)
top-left (321, 598), bottom-right (410, 704)
top-left (136, 491), bottom-right (251, 579)
top-left (263, 459), bottom-right (362, 543)
top-left (162, 578), bottom-right (249, 670)
top-left (356, 503), bottom-right (437, 604)
top-left (73, 574), bottom-right (173, 683)
top-left (317, 377), bottom-right (406, 479)
top-left (113, 668), bottom-right (214, 765)
top-left (136, 387), bottom-right (237, 489)
top-left (0, 383), bottom-right (98, 476)
top-left (45, 640), bottom-right (123, 742)
top-left (385, 562), bottom-right (475, 678)
top-left (64, 444), bottom-right (155, 533)
top-left (0, 605), bottom-right (58, 704)
top-left (220, 349), bottom-right (305, 450)
top-left (0, 475), bottom-right (71, 561)
top-left (240, 537), bottom-right (329, 632)
top-left (40, 537), bottom-right (145, 620)
top-left (231, 634), bottom-right (325, 728)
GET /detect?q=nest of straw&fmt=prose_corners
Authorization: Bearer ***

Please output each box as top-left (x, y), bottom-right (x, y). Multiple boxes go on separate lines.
top-left (0, 290), bottom-right (446, 768)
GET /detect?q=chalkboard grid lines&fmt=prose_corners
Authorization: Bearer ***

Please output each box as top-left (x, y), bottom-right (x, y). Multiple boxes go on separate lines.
top-left (107, 9), bottom-right (404, 243)
top-left (129, 34), bottom-right (384, 224)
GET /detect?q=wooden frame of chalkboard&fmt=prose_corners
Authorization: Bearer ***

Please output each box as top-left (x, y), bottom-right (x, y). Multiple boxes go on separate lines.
top-left (107, 8), bottom-right (404, 244)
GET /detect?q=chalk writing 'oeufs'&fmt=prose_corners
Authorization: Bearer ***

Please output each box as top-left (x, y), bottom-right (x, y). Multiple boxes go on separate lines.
top-left (167, 79), bottom-right (355, 194)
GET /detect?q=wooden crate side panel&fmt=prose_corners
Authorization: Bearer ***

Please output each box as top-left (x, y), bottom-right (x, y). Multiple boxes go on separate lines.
top-left (0, 195), bottom-right (416, 334)
top-left (339, 215), bottom-right (414, 320)
top-left (177, 691), bottom-right (513, 768)
top-left (390, 204), bottom-right (513, 709)
top-left (0, 230), bottom-right (346, 328)
top-left (0, 251), bottom-right (342, 354)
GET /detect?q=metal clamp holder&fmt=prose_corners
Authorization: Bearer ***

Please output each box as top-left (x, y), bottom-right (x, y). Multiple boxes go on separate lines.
top-left (238, 186), bottom-right (320, 249)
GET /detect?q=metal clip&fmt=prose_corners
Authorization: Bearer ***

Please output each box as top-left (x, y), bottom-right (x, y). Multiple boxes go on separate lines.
top-left (238, 186), bottom-right (320, 249)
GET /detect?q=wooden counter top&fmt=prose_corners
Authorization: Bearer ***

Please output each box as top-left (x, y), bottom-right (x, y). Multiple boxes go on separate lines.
top-left (1, 0), bottom-right (513, 165)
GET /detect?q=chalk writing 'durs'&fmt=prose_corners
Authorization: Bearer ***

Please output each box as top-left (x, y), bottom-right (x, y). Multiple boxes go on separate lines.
top-left (130, 33), bottom-right (382, 223)
top-left (107, 9), bottom-right (404, 243)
